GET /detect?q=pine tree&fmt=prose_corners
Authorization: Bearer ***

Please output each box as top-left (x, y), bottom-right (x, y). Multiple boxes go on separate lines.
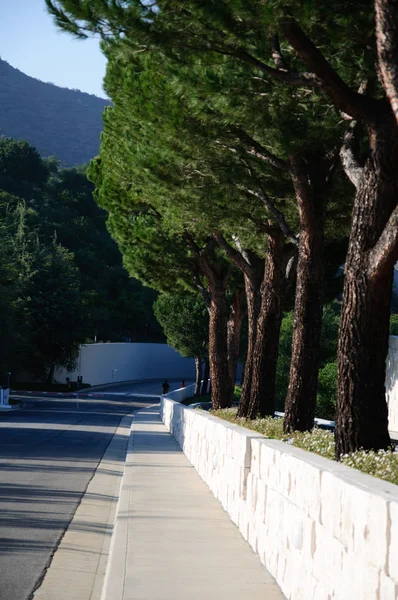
top-left (154, 293), bottom-right (209, 396)
top-left (46, 0), bottom-right (398, 452)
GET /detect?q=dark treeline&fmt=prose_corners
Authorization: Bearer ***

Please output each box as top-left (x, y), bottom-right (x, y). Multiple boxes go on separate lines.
top-left (0, 138), bottom-right (163, 383)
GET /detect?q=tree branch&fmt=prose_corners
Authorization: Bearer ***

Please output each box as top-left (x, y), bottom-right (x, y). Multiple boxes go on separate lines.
top-left (234, 128), bottom-right (290, 172)
top-left (340, 121), bottom-right (364, 189)
top-left (280, 18), bottom-right (381, 124)
top-left (244, 186), bottom-right (298, 245)
top-left (285, 251), bottom-right (298, 291)
top-left (193, 270), bottom-right (211, 308)
top-left (375, 0), bottom-right (398, 125)
top-left (213, 232), bottom-right (254, 279)
top-left (270, 34), bottom-right (287, 70)
top-left (235, 48), bottom-right (321, 87)
top-left (257, 185), bottom-right (298, 245)
top-left (368, 203), bottom-right (398, 279)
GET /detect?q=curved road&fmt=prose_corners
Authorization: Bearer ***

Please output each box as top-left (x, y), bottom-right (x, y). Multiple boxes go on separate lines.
top-left (0, 380), bottom-right (187, 600)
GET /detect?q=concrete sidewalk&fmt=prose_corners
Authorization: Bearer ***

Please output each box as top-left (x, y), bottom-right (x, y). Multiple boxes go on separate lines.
top-left (104, 406), bottom-right (284, 600)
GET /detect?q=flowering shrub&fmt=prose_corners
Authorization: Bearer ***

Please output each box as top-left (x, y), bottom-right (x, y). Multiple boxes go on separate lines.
top-left (288, 428), bottom-right (335, 460)
top-left (341, 450), bottom-right (398, 484)
top-left (212, 409), bottom-right (398, 485)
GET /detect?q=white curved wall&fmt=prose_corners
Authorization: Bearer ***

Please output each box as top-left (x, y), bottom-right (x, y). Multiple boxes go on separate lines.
top-left (54, 342), bottom-right (195, 386)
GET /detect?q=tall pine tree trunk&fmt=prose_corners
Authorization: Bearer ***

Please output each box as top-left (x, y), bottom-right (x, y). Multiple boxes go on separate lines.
top-left (237, 275), bottom-right (261, 417)
top-left (227, 290), bottom-right (245, 398)
top-left (201, 359), bottom-right (210, 396)
top-left (336, 118), bottom-right (398, 455)
top-left (284, 156), bottom-right (327, 433)
top-left (194, 357), bottom-right (202, 397)
top-left (208, 281), bottom-right (232, 409)
top-left (246, 230), bottom-right (286, 419)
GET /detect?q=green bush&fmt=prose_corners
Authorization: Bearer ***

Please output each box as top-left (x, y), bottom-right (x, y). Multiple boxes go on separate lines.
top-left (390, 313), bottom-right (398, 335)
top-left (276, 305), bottom-right (340, 416)
top-left (317, 362), bottom-right (337, 420)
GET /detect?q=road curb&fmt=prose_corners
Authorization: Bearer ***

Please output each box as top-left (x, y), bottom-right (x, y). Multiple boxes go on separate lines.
top-left (100, 406), bottom-right (152, 600)
top-left (32, 413), bottom-right (135, 600)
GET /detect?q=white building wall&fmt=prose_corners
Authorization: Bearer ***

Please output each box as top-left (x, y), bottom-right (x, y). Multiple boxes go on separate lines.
top-left (387, 336), bottom-right (398, 432)
top-left (161, 397), bottom-right (398, 600)
top-left (54, 342), bottom-right (195, 386)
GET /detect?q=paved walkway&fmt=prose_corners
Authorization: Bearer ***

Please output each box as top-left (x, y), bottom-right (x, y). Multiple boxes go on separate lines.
top-left (104, 406), bottom-right (284, 600)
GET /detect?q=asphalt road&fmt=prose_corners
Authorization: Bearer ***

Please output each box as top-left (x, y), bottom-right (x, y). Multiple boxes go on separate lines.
top-left (86, 379), bottom-right (193, 395)
top-left (0, 382), bottom-right (169, 600)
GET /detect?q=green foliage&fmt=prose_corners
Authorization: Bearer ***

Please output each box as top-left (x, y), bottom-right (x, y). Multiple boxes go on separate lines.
top-left (46, 0), bottom-right (356, 412)
top-left (276, 305), bottom-right (340, 416)
top-left (153, 293), bottom-right (208, 359)
top-left (390, 313), bottom-right (398, 335)
top-left (0, 58), bottom-right (110, 166)
top-left (0, 138), bottom-right (163, 382)
top-left (0, 138), bottom-right (48, 190)
top-left (17, 240), bottom-right (84, 378)
top-left (317, 362), bottom-right (337, 421)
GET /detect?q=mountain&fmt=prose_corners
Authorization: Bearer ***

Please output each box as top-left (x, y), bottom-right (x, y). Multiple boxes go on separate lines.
top-left (0, 59), bottom-right (110, 166)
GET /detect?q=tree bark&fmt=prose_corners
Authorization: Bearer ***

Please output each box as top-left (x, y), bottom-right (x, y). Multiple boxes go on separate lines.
top-left (187, 236), bottom-right (232, 410)
top-left (208, 279), bottom-right (233, 409)
top-left (284, 155), bottom-right (327, 433)
top-left (194, 357), bottom-right (202, 397)
top-left (246, 230), bottom-right (287, 419)
top-left (336, 117), bottom-right (398, 455)
top-left (376, 0), bottom-right (398, 125)
top-left (212, 234), bottom-right (264, 416)
top-left (201, 358), bottom-right (210, 396)
top-left (237, 274), bottom-right (262, 416)
top-left (227, 290), bottom-right (245, 398)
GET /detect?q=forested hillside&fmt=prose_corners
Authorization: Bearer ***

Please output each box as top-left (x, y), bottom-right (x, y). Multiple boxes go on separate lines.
top-left (0, 59), bottom-right (110, 166)
top-left (0, 138), bottom-right (163, 384)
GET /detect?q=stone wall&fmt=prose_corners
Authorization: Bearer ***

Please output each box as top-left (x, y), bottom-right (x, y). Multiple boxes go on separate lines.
top-left (160, 398), bottom-right (398, 600)
top-left (387, 336), bottom-right (398, 433)
top-left (161, 382), bottom-right (196, 404)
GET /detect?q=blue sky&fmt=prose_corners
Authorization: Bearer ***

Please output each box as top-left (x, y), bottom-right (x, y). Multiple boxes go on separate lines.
top-left (0, 0), bottom-right (107, 98)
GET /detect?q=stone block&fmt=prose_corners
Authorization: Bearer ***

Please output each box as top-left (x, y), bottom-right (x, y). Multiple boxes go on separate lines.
top-left (250, 438), bottom-right (262, 479)
top-left (289, 568), bottom-right (317, 600)
top-left (313, 581), bottom-right (331, 600)
top-left (238, 501), bottom-right (249, 541)
top-left (246, 472), bottom-right (258, 514)
top-left (388, 500), bottom-right (398, 582)
top-left (278, 551), bottom-right (304, 600)
top-left (254, 477), bottom-right (267, 525)
top-left (313, 522), bottom-right (343, 595)
top-left (256, 521), bottom-right (268, 567)
top-left (380, 571), bottom-right (398, 600)
top-left (352, 487), bottom-right (388, 571)
top-left (258, 440), bottom-right (275, 483)
top-left (320, 471), bottom-right (344, 540)
top-left (279, 452), bottom-right (322, 522)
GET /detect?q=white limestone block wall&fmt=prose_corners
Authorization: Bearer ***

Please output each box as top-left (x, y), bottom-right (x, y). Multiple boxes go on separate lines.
top-left (387, 336), bottom-right (398, 432)
top-left (160, 398), bottom-right (398, 600)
